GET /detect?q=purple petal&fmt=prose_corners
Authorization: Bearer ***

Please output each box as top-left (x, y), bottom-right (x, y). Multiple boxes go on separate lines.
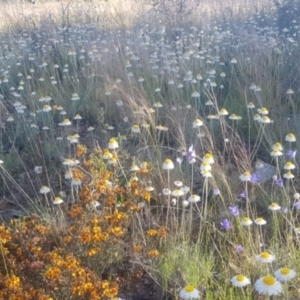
top-left (176, 157), bottom-right (183, 164)
top-left (275, 178), bottom-right (284, 187)
top-left (228, 205), bottom-right (239, 217)
top-left (250, 173), bottom-right (261, 183)
top-left (287, 150), bottom-right (297, 159)
top-left (213, 188), bottom-right (220, 195)
top-left (236, 245), bottom-right (244, 253)
top-left (220, 218), bottom-right (231, 230)
top-left (240, 191), bottom-right (247, 198)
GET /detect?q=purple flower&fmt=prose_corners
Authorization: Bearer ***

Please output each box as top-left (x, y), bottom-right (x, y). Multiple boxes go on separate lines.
top-left (250, 173), bottom-right (261, 183)
top-left (228, 205), bottom-right (239, 217)
top-left (294, 201), bottom-right (300, 210)
top-left (236, 245), bottom-right (244, 253)
top-left (287, 150), bottom-right (297, 159)
top-left (187, 145), bottom-right (196, 164)
top-left (275, 178), bottom-right (284, 187)
top-left (220, 218), bottom-right (231, 230)
top-left (281, 206), bottom-right (288, 214)
top-left (213, 188), bottom-right (220, 196)
top-left (240, 191), bottom-right (247, 198)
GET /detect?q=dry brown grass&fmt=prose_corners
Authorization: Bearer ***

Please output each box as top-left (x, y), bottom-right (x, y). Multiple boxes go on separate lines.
top-left (0, 0), bottom-right (275, 33)
top-left (0, 0), bottom-right (150, 31)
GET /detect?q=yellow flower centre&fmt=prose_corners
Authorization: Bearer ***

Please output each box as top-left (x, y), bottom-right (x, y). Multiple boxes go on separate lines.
top-left (236, 275), bottom-right (245, 282)
top-left (164, 159), bottom-right (172, 164)
top-left (280, 267), bottom-right (290, 275)
top-left (263, 275), bottom-right (276, 286)
top-left (288, 134), bottom-right (295, 138)
top-left (109, 138), bottom-right (116, 143)
top-left (205, 153), bottom-right (212, 159)
top-left (243, 171), bottom-right (250, 176)
top-left (243, 217), bottom-right (250, 222)
top-left (261, 252), bottom-right (270, 259)
top-left (185, 285), bottom-right (195, 293)
top-left (256, 218), bottom-right (264, 222)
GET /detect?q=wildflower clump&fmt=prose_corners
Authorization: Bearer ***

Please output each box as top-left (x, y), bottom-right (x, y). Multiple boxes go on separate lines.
top-left (0, 146), bottom-right (158, 299)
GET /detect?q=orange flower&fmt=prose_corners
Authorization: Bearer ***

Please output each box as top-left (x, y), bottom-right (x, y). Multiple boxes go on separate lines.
top-left (157, 226), bottom-right (168, 238)
top-left (87, 247), bottom-right (101, 256)
top-left (148, 249), bottom-right (160, 258)
top-left (4, 275), bottom-right (21, 289)
top-left (76, 144), bottom-right (87, 157)
top-left (110, 226), bottom-right (125, 237)
top-left (144, 191), bottom-right (151, 202)
top-left (72, 267), bottom-right (86, 277)
top-left (73, 168), bottom-right (84, 180)
top-left (45, 266), bottom-right (61, 280)
top-left (63, 235), bottom-right (73, 244)
top-left (133, 245), bottom-right (143, 253)
top-left (146, 229), bottom-right (157, 237)
top-left (80, 227), bottom-right (92, 244)
top-left (68, 206), bottom-right (83, 218)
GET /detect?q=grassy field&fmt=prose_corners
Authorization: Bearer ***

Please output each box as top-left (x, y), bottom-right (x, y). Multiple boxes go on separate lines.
top-left (1, 0), bottom-right (300, 299)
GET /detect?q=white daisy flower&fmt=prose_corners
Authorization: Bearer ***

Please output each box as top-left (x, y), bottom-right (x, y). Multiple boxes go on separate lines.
top-left (162, 188), bottom-right (172, 196)
top-left (163, 159), bottom-right (174, 170)
top-left (255, 251), bottom-right (275, 263)
top-left (40, 186), bottom-right (50, 194)
top-left (274, 267), bottom-right (296, 282)
top-left (203, 153), bottom-right (214, 164)
top-left (231, 275), bottom-right (251, 287)
top-left (53, 197), bottom-right (64, 205)
top-left (172, 189), bottom-right (184, 197)
top-left (108, 138), bottom-right (119, 150)
top-left (283, 171), bottom-right (294, 179)
top-left (188, 195), bottom-right (201, 203)
top-left (254, 217), bottom-right (267, 225)
top-left (193, 118), bottom-right (203, 128)
top-left (241, 217), bottom-right (253, 226)
top-left (257, 107), bottom-right (268, 114)
top-left (269, 203), bottom-right (281, 211)
top-left (179, 285), bottom-right (201, 300)
top-left (254, 275), bottom-right (282, 296)
top-left (239, 171), bottom-right (251, 182)
top-left (285, 133), bottom-right (296, 142)
top-left (284, 162), bottom-right (296, 170)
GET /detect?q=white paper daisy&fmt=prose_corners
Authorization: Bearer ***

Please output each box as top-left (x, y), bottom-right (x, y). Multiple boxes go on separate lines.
top-left (255, 251), bottom-right (275, 263)
top-left (231, 275), bottom-right (251, 287)
top-left (274, 267), bottom-right (296, 282)
top-left (254, 275), bottom-right (282, 296)
top-left (179, 285), bottom-right (201, 300)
